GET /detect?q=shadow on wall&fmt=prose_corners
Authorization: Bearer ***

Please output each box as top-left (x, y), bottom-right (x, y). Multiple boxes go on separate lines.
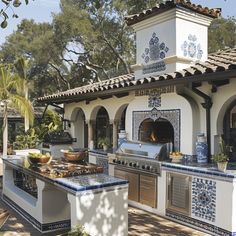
top-left (73, 185), bottom-right (128, 236)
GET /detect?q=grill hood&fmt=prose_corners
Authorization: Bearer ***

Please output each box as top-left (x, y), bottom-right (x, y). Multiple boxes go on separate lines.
top-left (116, 140), bottom-right (169, 160)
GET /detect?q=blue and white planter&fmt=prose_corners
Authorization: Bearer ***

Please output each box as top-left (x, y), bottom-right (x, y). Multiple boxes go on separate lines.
top-left (118, 130), bottom-right (127, 147)
top-left (196, 134), bottom-right (208, 163)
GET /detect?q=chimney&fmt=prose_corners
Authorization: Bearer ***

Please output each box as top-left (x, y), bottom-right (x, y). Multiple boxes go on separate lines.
top-left (125, 1), bottom-right (221, 80)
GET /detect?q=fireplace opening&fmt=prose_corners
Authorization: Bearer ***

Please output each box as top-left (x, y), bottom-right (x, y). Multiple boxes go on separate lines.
top-left (139, 118), bottom-right (174, 146)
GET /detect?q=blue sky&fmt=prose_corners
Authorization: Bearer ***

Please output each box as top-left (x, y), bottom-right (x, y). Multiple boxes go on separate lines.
top-left (0, 0), bottom-right (235, 45)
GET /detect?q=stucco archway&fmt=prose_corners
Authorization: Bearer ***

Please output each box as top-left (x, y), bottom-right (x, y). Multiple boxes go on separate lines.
top-left (216, 95), bottom-right (236, 159)
top-left (70, 107), bottom-right (87, 148)
top-left (90, 106), bottom-right (111, 149)
top-left (114, 104), bottom-right (129, 131)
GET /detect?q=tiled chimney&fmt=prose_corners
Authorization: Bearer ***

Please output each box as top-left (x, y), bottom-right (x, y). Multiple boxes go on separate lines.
top-left (125, 0), bottom-right (220, 80)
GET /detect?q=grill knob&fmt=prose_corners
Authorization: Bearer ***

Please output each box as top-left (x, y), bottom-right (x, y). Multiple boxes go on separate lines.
top-left (112, 159), bottom-right (117, 163)
top-left (129, 162), bottom-right (132, 167)
top-left (132, 163), bottom-right (137, 167)
top-left (117, 160), bottom-right (121, 164)
top-left (142, 165), bottom-right (145, 169)
top-left (146, 165), bottom-right (150, 170)
top-left (121, 161), bottom-right (125, 165)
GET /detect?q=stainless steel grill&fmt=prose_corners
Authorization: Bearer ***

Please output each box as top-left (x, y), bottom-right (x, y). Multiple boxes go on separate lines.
top-left (112, 141), bottom-right (170, 175)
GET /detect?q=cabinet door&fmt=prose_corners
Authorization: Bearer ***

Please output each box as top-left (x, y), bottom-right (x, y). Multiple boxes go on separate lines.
top-left (140, 174), bottom-right (157, 208)
top-left (114, 169), bottom-right (139, 202)
top-left (167, 173), bottom-right (191, 215)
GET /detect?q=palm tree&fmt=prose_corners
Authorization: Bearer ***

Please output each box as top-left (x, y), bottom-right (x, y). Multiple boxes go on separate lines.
top-left (14, 57), bottom-right (31, 132)
top-left (0, 65), bottom-right (34, 156)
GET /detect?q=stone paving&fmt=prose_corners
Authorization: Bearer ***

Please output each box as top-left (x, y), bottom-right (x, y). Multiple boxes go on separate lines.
top-left (0, 198), bottom-right (209, 236)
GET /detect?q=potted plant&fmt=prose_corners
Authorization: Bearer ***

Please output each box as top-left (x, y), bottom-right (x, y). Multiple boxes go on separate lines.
top-left (97, 137), bottom-right (110, 151)
top-left (211, 136), bottom-right (231, 172)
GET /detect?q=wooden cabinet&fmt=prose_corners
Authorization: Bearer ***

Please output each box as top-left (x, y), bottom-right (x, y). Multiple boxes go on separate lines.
top-left (114, 168), bottom-right (157, 207)
top-left (140, 174), bottom-right (157, 208)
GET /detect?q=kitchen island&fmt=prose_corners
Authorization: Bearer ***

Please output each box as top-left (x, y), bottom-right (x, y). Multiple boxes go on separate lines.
top-left (2, 156), bottom-right (128, 235)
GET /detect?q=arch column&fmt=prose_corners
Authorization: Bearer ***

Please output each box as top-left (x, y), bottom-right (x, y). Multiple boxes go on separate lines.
top-left (86, 119), bottom-right (95, 149)
top-left (111, 119), bottom-right (119, 149)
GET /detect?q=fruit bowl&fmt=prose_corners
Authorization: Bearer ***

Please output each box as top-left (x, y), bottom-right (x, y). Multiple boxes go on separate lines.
top-left (169, 152), bottom-right (183, 163)
top-left (28, 153), bottom-right (52, 165)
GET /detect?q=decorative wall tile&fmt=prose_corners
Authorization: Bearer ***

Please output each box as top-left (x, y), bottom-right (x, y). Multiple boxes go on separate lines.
top-left (132, 109), bottom-right (180, 150)
top-left (192, 177), bottom-right (216, 222)
top-left (141, 32), bottom-right (169, 74)
top-left (181, 34), bottom-right (203, 59)
top-left (96, 156), bottom-right (109, 174)
top-left (148, 92), bottom-right (161, 108)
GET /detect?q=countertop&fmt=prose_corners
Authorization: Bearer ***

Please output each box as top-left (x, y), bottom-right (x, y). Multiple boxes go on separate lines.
top-left (3, 156), bottom-right (128, 194)
top-left (54, 174), bottom-right (128, 194)
top-left (161, 159), bottom-right (236, 180)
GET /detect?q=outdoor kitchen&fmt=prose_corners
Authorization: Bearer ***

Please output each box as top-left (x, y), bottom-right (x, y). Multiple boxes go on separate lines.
top-left (2, 1), bottom-right (236, 236)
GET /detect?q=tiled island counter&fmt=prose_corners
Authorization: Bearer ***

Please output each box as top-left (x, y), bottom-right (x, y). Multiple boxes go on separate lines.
top-left (2, 156), bottom-right (128, 235)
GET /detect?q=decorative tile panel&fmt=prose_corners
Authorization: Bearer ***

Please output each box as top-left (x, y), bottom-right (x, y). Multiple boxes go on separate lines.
top-left (141, 32), bottom-right (169, 74)
top-left (148, 92), bottom-right (161, 108)
top-left (181, 34), bottom-right (203, 59)
top-left (96, 156), bottom-right (109, 174)
top-left (133, 109), bottom-right (180, 150)
top-left (192, 177), bottom-right (216, 222)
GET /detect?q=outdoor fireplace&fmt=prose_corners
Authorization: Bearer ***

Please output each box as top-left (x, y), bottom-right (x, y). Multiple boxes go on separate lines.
top-left (133, 109), bottom-right (180, 151)
top-left (139, 118), bottom-right (174, 144)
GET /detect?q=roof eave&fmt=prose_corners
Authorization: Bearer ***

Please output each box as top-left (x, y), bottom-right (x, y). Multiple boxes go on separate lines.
top-left (38, 69), bottom-right (236, 105)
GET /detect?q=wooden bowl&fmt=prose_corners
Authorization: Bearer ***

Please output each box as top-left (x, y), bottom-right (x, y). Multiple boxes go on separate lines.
top-left (28, 156), bottom-right (51, 165)
top-left (64, 152), bottom-right (86, 162)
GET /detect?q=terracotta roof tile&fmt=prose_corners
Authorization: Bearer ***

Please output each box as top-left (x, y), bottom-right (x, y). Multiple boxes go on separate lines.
top-left (125, 0), bottom-right (221, 26)
top-left (38, 47), bottom-right (236, 103)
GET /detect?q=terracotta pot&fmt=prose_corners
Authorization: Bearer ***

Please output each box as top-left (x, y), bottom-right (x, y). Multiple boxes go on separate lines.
top-left (217, 162), bottom-right (228, 172)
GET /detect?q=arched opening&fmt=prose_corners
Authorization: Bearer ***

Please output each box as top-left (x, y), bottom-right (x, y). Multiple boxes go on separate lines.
top-left (119, 107), bottom-right (127, 131)
top-left (71, 108), bottom-right (87, 148)
top-left (223, 101), bottom-right (236, 160)
top-left (139, 118), bottom-right (174, 147)
top-left (95, 107), bottom-right (112, 149)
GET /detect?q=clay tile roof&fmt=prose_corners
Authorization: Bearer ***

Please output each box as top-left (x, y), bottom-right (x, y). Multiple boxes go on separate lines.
top-left (37, 47), bottom-right (236, 104)
top-left (37, 73), bottom-right (135, 103)
top-left (125, 0), bottom-right (221, 26)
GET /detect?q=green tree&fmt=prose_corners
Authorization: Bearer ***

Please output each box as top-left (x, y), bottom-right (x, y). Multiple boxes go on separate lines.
top-left (14, 57), bottom-right (35, 131)
top-left (51, 0), bottom-right (158, 83)
top-left (0, 64), bottom-right (34, 156)
top-left (0, 19), bottom-right (60, 97)
top-left (209, 17), bottom-right (236, 53)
